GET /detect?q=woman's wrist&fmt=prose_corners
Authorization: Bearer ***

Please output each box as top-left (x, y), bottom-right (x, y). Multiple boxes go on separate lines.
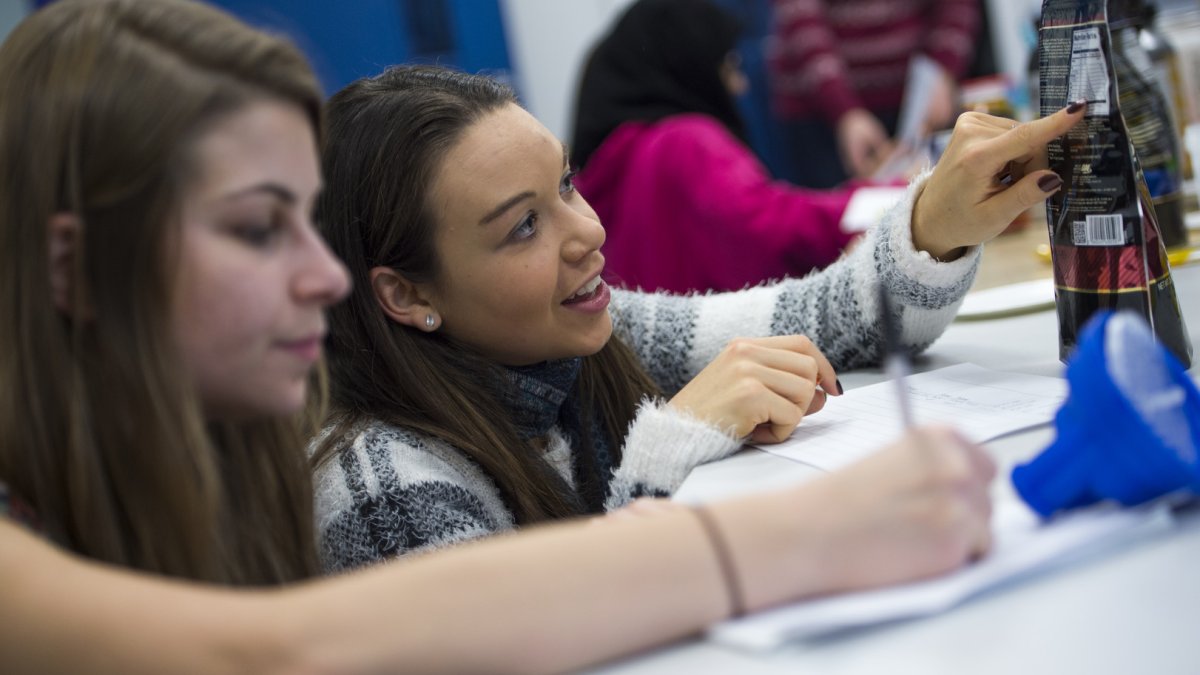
top-left (909, 184), bottom-right (965, 262)
top-left (703, 486), bottom-right (837, 613)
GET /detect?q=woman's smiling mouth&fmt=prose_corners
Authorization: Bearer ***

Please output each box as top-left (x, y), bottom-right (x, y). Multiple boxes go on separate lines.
top-left (562, 276), bottom-right (610, 312)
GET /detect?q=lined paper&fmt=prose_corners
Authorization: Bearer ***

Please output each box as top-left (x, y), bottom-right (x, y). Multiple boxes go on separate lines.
top-left (755, 364), bottom-right (1068, 471)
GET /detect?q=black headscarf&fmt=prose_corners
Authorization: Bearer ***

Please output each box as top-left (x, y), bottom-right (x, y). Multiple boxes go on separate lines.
top-left (569, 0), bottom-right (747, 169)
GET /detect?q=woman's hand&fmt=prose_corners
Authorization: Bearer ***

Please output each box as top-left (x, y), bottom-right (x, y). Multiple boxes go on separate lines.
top-left (837, 108), bottom-right (894, 179)
top-left (911, 101), bottom-right (1086, 260)
top-left (668, 335), bottom-right (841, 444)
top-left (801, 425), bottom-right (996, 592)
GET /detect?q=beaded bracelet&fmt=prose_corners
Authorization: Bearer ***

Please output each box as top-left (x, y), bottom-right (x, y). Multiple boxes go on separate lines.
top-left (689, 504), bottom-right (745, 619)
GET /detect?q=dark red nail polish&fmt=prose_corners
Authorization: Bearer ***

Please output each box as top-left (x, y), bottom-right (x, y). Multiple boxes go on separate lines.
top-left (1038, 174), bottom-right (1063, 192)
top-left (836, 379), bottom-right (844, 395)
top-left (1066, 99), bottom-right (1086, 114)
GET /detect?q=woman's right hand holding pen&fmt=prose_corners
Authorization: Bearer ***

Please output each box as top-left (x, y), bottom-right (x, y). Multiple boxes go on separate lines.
top-left (800, 426), bottom-right (996, 592)
top-left (711, 426), bottom-right (995, 612)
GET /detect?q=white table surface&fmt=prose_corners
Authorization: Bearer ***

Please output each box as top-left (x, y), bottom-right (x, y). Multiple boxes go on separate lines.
top-left (588, 263), bottom-right (1200, 675)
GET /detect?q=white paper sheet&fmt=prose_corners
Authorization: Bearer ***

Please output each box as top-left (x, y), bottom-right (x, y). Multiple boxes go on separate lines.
top-left (755, 364), bottom-right (1068, 472)
top-left (708, 501), bottom-right (1173, 651)
top-left (894, 54), bottom-right (944, 147)
top-left (838, 186), bottom-right (907, 234)
top-left (956, 278), bottom-right (1057, 321)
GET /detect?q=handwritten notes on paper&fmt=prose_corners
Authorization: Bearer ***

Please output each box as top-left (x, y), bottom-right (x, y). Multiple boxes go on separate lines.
top-left (755, 364), bottom-right (1069, 471)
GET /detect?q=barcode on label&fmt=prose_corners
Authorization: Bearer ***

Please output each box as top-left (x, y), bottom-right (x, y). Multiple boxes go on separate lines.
top-left (1072, 214), bottom-right (1125, 246)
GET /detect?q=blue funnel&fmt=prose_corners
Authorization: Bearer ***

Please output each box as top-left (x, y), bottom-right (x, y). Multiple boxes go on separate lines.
top-left (1012, 311), bottom-right (1200, 518)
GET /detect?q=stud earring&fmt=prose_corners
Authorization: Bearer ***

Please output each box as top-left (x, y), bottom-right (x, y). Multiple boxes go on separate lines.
top-left (425, 314), bottom-right (436, 329)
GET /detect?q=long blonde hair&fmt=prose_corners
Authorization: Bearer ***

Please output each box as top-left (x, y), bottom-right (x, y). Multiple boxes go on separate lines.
top-left (0, 0), bottom-right (325, 584)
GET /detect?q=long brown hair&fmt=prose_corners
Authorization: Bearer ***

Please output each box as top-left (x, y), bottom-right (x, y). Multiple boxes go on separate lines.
top-left (315, 66), bottom-right (661, 523)
top-left (0, 0), bottom-right (325, 584)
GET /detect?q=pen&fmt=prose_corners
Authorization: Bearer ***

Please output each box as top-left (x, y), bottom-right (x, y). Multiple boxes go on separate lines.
top-left (877, 283), bottom-right (915, 429)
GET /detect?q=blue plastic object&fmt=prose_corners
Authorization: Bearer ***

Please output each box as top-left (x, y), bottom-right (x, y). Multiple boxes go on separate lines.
top-left (1012, 311), bottom-right (1200, 518)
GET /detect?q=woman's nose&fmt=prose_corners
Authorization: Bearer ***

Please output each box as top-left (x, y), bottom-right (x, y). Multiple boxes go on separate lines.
top-left (295, 228), bottom-right (352, 307)
top-left (560, 203), bottom-right (605, 263)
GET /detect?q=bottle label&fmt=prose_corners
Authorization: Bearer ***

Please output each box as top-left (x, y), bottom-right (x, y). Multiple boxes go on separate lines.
top-left (1069, 27), bottom-right (1112, 116)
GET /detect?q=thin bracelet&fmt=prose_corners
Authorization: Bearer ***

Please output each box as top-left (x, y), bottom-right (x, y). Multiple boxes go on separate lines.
top-left (689, 504), bottom-right (745, 619)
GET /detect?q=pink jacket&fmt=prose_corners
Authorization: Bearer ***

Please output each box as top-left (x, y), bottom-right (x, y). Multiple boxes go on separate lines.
top-left (574, 113), bottom-right (858, 293)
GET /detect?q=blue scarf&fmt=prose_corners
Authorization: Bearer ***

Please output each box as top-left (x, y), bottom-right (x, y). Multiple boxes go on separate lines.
top-left (497, 358), bottom-right (613, 511)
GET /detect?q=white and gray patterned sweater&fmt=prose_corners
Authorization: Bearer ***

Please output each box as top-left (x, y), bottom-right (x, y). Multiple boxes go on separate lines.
top-left (312, 174), bottom-right (980, 572)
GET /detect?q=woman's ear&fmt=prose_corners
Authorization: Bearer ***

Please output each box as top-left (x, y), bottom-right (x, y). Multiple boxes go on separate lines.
top-left (369, 266), bottom-right (441, 331)
top-left (47, 213), bottom-right (83, 315)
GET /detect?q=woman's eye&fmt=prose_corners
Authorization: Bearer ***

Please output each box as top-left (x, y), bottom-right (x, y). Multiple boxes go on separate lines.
top-left (509, 212), bottom-right (538, 242)
top-left (233, 220), bottom-right (284, 248)
top-left (559, 169), bottom-right (578, 196)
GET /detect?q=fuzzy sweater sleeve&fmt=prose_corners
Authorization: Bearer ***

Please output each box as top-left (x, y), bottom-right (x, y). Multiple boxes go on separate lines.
top-left (608, 170), bottom-right (980, 396)
top-left (601, 399), bottom-right (741, 511)
top-left (311, 423), bottom-right (515, 572)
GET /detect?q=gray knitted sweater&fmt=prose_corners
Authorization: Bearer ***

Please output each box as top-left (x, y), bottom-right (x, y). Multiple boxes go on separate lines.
top-left (312, 175), bottom-right (980, 572)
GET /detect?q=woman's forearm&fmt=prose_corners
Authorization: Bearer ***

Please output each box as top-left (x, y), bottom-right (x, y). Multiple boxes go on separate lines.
top-left (285, 425), bottom-right (994, 674)
top-left (282, 504), bottom-right (770, 674)
top-left (2, 426), bottom-right (992, 675)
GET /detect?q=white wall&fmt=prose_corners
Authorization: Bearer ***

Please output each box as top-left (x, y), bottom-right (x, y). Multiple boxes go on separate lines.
top-left (499, 0), bottom-right (635, 141)
top-left (984, 0), bottom-right (1042, 119)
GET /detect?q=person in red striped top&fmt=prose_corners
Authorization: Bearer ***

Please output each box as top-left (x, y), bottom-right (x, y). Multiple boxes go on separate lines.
top-left (767, 0), bottom-right (981, 188)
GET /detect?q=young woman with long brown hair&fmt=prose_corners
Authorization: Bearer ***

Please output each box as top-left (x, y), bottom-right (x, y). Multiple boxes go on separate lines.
top-left (310, 64), bottom-right (1082, 571)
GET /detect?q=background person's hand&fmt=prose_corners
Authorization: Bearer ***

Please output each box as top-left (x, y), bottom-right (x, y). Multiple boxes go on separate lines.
top-left (837, 108), bottom-right (894, 178)
top-left (910, 102), bottom-right (1086, 261)
top-left (668, 335), bottom-right (841, 443)
top-left (803, 425), bottom-right (996, 592)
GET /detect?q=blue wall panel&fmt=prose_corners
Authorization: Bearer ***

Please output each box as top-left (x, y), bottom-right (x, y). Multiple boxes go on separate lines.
top-left (207, 0), bottom-right (510, 96)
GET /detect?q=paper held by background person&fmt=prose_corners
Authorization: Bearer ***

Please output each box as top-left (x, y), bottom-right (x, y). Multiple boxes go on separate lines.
top-left (869, 55), bottom-right (949, 182)
top-left (894, 54), bottom-right (944, 148)
top-left (753, 364), bottom-right (1067, 472)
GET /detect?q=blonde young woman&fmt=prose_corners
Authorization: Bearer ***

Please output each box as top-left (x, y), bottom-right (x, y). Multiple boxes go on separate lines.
top-left (0, 1), bottom-right (1073, 672)
top-left (310, 64), bottom-right (1083, 571)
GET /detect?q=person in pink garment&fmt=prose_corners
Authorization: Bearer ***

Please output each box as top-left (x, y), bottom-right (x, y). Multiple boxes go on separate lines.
top-left (570, 0), bottom-right (859, 294)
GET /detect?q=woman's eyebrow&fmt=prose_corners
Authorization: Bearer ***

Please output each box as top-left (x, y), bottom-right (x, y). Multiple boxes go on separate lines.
top-left (220, 182), bottom-right (298, 205)
top-left (480, 190), bottom-right (533, 225)
top-left (479, 141), bottom-right (572, 226)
